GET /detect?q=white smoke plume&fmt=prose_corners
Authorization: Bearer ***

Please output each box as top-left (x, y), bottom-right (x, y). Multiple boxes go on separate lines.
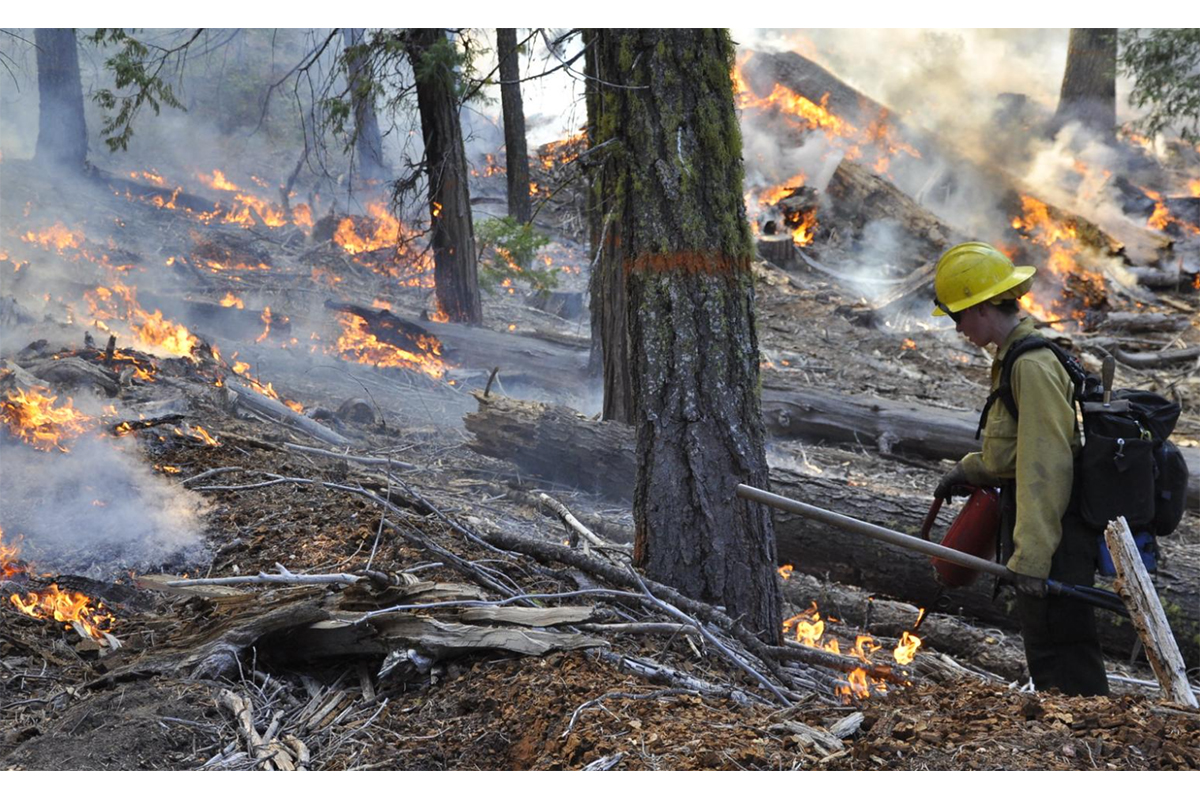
top-left (0, 432), bottom-right (209, 577)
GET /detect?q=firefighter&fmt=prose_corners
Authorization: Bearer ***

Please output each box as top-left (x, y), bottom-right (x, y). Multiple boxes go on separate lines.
top-left (931, 242), bottom-right (1108, 697)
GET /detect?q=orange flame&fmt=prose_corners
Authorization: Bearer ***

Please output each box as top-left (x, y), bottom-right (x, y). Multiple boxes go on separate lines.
top-left (893, 631), bottom-right (922, 665)
top-left (735, 63), bottom-right (919, 176)
top-left (10, 584), bottom-right (114, 642)
top-left (778, 564), bottom-right (794, 580)
top-left (256, 307), bottom-right (273, 343)
top-left (901, 339), bottom-right (916, 351)
top-left (219, 292), bottom-right (245, 309)
top-left (783, 601), bottom-right (897, 702)
top-left (1139, 186), bottom-right (1200, 236)
top-left (85, 279), bottom-right (199, 358)
top-left (1008, 195), bottom-right (1107, 329)
top-left (334, 202), bottom-right (401, 254)
top-left (785, 207), bottom-right (818, 247)
top-left (1, 526), bottom-right (23, 579)
top-left (334, 313), bottom-right (447, 380)
top-left (21, 222), bottom-right (85, 252)
top-left (1, 388), bottom-right (95, 452)
top-left (537, 131), bottom-right (587, 170)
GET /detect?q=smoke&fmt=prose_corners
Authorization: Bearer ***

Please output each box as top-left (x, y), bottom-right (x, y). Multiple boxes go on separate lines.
top-left (0, 433), bottom-right (209, 577)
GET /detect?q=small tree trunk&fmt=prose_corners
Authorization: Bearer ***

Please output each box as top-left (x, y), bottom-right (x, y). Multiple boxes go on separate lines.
top-left (497, 28), bottom-right (531, 225)
top-left (589, 29), bottom-right (781, 643)
top-left (34, 28), bottom-right (88, 170)
top-left (585, 37), bottom-right (633, 420)
top-left (1052, 29), bottom-right (1118, 138)
top-left (343, 28), bottom-right (388, 184)
top-left (407, 29), bottom-right (482, 325)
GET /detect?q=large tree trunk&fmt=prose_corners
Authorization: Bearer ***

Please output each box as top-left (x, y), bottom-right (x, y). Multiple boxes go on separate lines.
top-left (1052, 29), bottom-right (1118, 138)
top-left (461, 392), bottom-right (1200, 665)
top-left (34, 29), bottom-right (88, 170)
top-left (586, 29), bottom-right (781, 642)
top-left (343, 28), bottom-right (388, 184)
top-left (496, 29), bottom-right (531, 226)
top-left (406, 28), bottom-right (482, 325)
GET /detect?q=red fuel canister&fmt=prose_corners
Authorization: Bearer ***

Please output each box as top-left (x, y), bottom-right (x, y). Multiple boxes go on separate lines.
top-left (932, 487), bottom-right (1001, 587)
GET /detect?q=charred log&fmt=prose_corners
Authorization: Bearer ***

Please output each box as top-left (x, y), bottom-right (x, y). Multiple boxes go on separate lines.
top-left (825, 161), bottom-right (964, 266)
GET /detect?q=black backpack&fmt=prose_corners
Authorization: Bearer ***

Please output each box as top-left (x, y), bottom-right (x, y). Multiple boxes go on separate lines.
top-left (977, 335), bottom-right (1189, 537)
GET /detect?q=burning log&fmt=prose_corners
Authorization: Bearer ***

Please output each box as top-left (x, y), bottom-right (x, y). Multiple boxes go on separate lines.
top-left (324, 300), bottom-right (438, 359)
top-left (27, 356), bottom-right (120, 395)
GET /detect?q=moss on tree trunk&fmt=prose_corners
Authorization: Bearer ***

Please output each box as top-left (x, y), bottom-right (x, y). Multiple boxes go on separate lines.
top-left (588, 29), bottom-right (781, 642)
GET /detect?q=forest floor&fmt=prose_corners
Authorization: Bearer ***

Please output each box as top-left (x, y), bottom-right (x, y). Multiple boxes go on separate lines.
top-left (2, 158), bottom-right (1199, 771)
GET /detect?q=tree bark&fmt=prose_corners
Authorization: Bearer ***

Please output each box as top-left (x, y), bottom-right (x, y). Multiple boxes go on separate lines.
top-left (1052, 29), bottom-right (1118, 138)
top-left (34, 28), bottom-right (88, 170)
top-left (343, 28), bottom-right (388, 184)
top-left (406, 28), bottom-right (482, 325)
top-left (585, 35), bottom-right (632, 420)
top-left (583, 30), bottom-right (781, 642)
top-left (497, 29), bottom-right (531, 225)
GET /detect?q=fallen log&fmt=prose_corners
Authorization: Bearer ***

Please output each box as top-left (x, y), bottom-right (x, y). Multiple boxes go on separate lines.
top-left (324, 300), bottom-right (436, 357)
top-left (27, 356), bottom-right (120, 395)
top-left (464, 390), bottom-right (635, 501)
top-left (326, 303), bottom-right (590, 397)
top-left (782, 571), bottom-right (1026, 683)
top-left (825, 160), bottom-right (964, 267)
top-left (225, 380), bottom-right (352, 446)
top-left (459, 391), bottom-right (1200, 663)
top-left (1098, 311), bottom-right (1192, 334)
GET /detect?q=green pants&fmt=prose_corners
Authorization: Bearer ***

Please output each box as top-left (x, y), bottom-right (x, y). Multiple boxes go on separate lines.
top-left (1002, 486), bottom-right (1109, 697)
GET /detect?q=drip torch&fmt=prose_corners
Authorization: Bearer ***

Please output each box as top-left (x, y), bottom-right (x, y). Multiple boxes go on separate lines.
top-left (736, 484), bottom-right (1129, 617)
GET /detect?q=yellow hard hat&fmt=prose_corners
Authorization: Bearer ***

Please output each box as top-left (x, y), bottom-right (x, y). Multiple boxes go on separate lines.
top-left (931, 242), bottom-right (1036, 317)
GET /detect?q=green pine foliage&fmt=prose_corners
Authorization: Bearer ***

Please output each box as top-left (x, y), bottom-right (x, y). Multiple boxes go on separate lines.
top-left (1119, 29), bottom-right (1200, 143)
top-left (475, 217), bottom-right (556, 295)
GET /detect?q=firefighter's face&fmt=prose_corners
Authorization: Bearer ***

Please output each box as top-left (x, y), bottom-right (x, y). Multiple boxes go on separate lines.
top-left (955, 304), bottom-right (988, 347)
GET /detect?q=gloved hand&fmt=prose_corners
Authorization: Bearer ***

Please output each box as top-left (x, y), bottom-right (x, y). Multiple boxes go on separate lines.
top-left (1006, 568), bottom-right (1048, 598)
top-left (933, 462), bottom-right (974, 500)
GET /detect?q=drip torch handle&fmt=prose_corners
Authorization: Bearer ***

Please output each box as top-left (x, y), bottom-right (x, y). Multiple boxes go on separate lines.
top-left (1102, 355), bottom-right (1115, 406)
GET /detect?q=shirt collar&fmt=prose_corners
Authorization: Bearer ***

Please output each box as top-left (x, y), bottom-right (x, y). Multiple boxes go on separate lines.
top-left (994, 316), bottom-right (1040, 362)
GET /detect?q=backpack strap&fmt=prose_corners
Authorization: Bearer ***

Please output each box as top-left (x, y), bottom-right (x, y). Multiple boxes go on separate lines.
top-left (975, 335), bottom-right (1086, 439)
